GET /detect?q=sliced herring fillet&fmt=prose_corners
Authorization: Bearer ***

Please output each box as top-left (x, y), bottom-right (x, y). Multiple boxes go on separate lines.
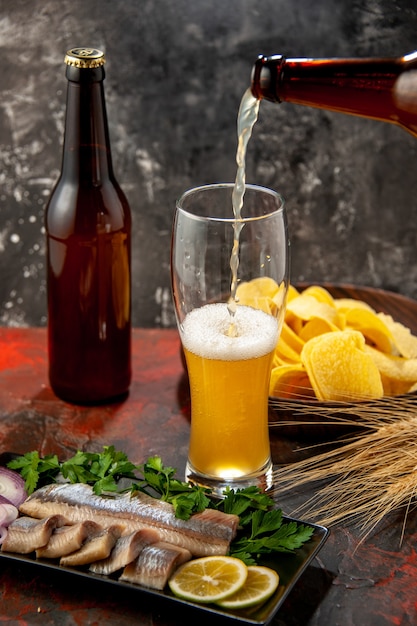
top-left (89, 528), bottom-right (160, 575)
top-left (36, 520), bottom-right (102, 559)
top-left (19, 483), bottom-right (239, 556)
top-left (60, 525), bottom-right (121, 567)
top-left (120, 541), bottom-right (192, 590)
top-left (2, 515), bottom-right (68, 554)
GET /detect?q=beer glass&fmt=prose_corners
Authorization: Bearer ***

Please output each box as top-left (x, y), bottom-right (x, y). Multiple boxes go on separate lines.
top-left (171, 183), bottom-right (289, 495)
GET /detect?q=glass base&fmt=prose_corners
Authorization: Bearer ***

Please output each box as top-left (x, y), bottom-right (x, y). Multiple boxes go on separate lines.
top-left (185, 458), bottom-right (274, 497)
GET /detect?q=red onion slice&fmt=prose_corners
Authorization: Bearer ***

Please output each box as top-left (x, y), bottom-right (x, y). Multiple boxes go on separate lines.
top-left (0, 467), bottom-right (27, 507)
top-left (0, 526), bottom-right (8, 545)
top-left (0, 500), bottom-right (18, 526)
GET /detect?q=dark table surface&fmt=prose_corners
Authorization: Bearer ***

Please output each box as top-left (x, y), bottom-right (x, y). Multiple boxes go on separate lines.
top-left (1, 318), bottom-right (417, 625)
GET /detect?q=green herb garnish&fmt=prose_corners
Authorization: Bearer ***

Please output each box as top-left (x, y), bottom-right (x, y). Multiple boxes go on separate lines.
top-left (7, 450), bottom-right (60, 494)
top-left (132, 455), bottom-right (211, 518)
top-left (227, 507), bottom-right (314, 565)
top-left (60, 447), bottom-right (138, 494)
top-left (220, 485), bottom-right (274, 525)
top-left (8, 446), bottom-right (137, 495)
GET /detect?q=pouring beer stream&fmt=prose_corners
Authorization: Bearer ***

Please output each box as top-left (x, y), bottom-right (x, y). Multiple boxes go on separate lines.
top-left (227, 89), bottom-right (260, 337)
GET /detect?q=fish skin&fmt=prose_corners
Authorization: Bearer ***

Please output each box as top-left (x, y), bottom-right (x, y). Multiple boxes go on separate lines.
top-left (60, 526), bottom-right (121, 567)
top-left (2, 515), bottom-right (68, 554)
top-left (36, 520), bottom-right (102, 559)
top-left (89, 528), bottom-right (160, 576)
top-left (19, 484), bottom-right (239, 557)
top-left (120, 541), bottom-right (192, 590)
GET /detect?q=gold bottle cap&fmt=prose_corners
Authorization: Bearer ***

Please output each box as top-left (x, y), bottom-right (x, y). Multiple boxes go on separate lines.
top-left (64, 47), bottom-right (105, 69)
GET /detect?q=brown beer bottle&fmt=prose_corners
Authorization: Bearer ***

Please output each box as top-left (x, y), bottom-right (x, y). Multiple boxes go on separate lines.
top-left (251, 51), bottom-right (417, 138)
top-left (45, 47), bottom-right (131, 404)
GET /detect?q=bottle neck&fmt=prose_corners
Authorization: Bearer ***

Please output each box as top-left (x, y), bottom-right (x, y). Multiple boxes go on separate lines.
top-left (251, 52), bottom-right (417, 136)
top-left (61, 73), bottom-right (114, 184)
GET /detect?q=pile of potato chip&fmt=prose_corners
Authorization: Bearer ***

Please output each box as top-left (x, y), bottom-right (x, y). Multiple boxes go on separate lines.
top-left (235, 279), bottom-right (417, 402)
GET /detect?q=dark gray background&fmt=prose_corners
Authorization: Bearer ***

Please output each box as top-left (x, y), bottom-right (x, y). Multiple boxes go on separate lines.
top-left (1, 0), bottom-right (417, 328)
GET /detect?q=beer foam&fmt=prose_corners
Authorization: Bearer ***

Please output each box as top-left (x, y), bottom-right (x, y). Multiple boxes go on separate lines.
top-left (181, 303), bottom-right (278, 360)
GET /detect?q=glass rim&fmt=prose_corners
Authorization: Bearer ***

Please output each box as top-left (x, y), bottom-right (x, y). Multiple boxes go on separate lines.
top-left (176, 182), bottom-right (285, 223)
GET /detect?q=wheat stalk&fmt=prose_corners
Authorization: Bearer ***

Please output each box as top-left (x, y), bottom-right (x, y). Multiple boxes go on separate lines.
top-left (270, 393), bottom-right (417, 541)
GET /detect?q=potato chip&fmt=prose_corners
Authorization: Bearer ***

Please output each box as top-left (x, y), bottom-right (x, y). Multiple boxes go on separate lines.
top-left (236, 278), bottom-right (283, 316)
top-left (286, 284), bottom-right (300, 302)
top-left (335, 298), bottom-right (375, 314)
top-left (239, 296), bottom-right (276, 315)
top-left (285, 313), bottom-right (303, 336)
top-left (344, 309), bottom-right (394, 354)
top-left (366, 344), bottom-right (417, 396)
top-left (378, 374), bottom-right (415, 397)
top-left (365, 345), bottom-right (417, 383)
top-left (299, 317), bottom-right (340, 342)
top-left (236, 277), bottom-right (280, 301)
top-left (273, 334), bottom-right (302, 365)
top-left (301, 285), bottom-right (335, 306)
top-left (287, 293), bottom-right (339, 324)
top-left (286, 295), bottom-right (343, 327)
top-left (407, 381), bottom-right (417, 393)
top-left (272, 282), bottom-right (288, 312)
top-left (301, 330), bottom-right (384, 401)
top-left (269, 364), bottom-right (314, 399)
top-left (377, 312), bottom-right (417, 359)
top-left (280, 322), bottom-right (305, 355)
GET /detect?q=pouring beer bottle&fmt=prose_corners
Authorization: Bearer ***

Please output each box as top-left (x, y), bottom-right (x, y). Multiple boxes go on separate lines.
top-left (45, 47), bottom-right (131, 404)
top-left (251, 51), bottom-right (417, 138)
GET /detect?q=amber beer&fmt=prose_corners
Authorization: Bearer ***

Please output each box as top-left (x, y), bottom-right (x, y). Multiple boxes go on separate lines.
top-left (182, 303), bottom-right (278, 481)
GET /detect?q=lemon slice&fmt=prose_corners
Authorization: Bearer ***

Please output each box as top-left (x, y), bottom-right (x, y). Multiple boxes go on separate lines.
top-left (217, 565), bottom-right (280, 609)
top-left (168, 556), bottom-right (248, 603)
